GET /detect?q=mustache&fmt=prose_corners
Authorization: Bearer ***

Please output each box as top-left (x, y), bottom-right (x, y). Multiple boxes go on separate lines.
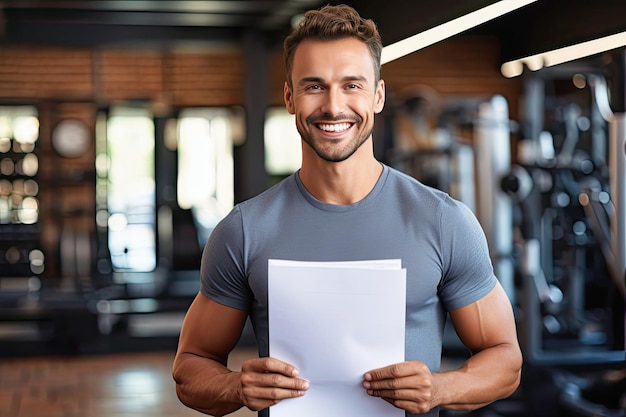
top-left (306, 113), bottom-right (362, 125)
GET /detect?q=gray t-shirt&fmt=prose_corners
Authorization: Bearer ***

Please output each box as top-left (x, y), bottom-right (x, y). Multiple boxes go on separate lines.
top-left (201, 164), bottom-right (497, 417)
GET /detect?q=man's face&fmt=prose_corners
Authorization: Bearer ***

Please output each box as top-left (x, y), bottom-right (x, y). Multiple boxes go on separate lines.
top-left (284, 37), bottom-right (385, 163)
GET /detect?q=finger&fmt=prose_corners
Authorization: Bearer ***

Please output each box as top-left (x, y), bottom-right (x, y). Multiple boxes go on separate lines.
top-left (241, 393), bottom-right (283, 412)
top-left (363, 374), bottom-right (430, 391)
top-left (242, 384), bottom-right (308, 405)
top-left (242, 357), bottom-right (300, 377)
top-left (366, 387), bottom-right (430, 401)
top-left (241, 379), bottom-right (308, 411)
top-left (244, 384), bottom-right (309, 399)
top-left (364, 361), bottom-right (426, 382)
top-left (251, 372), bottom-right (310, 391)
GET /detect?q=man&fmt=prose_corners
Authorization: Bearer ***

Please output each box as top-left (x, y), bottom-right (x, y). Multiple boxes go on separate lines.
top-left (172, 4), bottom-right (522, 417)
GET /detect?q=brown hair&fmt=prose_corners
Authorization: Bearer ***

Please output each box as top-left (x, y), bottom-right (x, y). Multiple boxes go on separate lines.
top-left (283, 4), bottom-right (383, 87)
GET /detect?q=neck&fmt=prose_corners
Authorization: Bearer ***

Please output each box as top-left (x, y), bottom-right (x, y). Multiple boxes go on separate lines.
top-left (299, 143), bottom-right (383, 205)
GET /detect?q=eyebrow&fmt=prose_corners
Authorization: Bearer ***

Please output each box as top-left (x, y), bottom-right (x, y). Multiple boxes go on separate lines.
top-left (297, 75), bottom-right (368, 86)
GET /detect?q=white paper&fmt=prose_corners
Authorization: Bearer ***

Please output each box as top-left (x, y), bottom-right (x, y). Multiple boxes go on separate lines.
top-left (268, 259), bottom-right (406, 417)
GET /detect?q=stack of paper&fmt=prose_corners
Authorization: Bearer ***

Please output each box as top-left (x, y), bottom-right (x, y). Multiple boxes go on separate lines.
top-left (268, 259), bottom-right (406, 417)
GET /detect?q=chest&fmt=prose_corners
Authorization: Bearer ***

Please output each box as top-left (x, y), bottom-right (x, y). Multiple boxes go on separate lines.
top-left (246, 211), bottom-right (443, 312)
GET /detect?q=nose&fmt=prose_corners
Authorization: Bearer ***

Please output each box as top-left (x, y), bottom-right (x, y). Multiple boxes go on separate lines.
top-left (320, 86), bottom-right (344, 116)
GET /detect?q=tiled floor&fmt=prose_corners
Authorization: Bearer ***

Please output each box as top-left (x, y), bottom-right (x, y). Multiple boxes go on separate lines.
top-left (0, 348), bottom-right (258, 417)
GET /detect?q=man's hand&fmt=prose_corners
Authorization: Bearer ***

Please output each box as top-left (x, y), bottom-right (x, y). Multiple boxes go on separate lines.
top-left (362, 360), bottom-right (438, 415)
top-left (239, 357), bottom-right (310, 411)
top-left (361, 283), bottom-right (523, 415)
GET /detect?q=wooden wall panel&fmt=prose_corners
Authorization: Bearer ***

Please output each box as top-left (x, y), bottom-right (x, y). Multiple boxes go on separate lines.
top-left (96, 50), bottom-right (164, 102)
top-left (169, 50), bottom-right (244, 106)
top-left (0, 47), bottom-right (93, 100)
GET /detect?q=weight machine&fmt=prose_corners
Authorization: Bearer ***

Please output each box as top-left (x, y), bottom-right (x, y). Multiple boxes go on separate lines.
top-left (383, 53), bottom-right (625, 415)
top-left (501, 56), bottom-right (625, 416)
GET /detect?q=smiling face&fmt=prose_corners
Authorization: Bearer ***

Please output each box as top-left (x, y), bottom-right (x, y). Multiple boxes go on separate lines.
top-left (284, 37), bottom-right (385, 164)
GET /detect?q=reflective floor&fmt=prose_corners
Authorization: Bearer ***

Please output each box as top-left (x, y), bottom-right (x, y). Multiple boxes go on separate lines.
top-left (4, 344), bottom-right (620, 417)
top-left (0, 348), bottom-right (257, 417)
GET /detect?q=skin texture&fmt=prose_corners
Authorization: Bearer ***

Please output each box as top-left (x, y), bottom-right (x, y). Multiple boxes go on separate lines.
top-left (172, 36), bottom-right (522, 416)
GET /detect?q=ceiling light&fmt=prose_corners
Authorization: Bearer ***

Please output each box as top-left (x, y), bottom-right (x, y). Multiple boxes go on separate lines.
top-left (501, 30), bottom-right (626, 78)
top-left (381, 0), bottom-right (538, 65)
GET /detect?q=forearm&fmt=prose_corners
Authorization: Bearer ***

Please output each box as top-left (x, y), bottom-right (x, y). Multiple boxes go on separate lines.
top-left (433, 343), bottom-right (522, 411)
top-left (173, 352), bottom-right (244, 416)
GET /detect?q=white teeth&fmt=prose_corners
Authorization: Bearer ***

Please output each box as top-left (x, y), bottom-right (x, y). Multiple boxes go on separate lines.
top-left (318, 123), bottom-right (351, 132)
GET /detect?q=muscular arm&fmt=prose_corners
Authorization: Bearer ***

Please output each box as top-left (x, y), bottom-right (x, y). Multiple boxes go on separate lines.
top-left (434, 281), bottom-right (522, 410)
top-left (172, 293), bottom-right (249, 416)
top-left (363, 282), bottom-right (522, 414)
top-left (172, 292), bottom-right (309, 416)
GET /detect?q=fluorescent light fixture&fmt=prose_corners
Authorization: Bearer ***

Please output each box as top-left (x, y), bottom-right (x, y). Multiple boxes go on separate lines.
top-left (381, 0), bottom-right (538, 65)
top-left (501, 30), bottom-right (626, 78)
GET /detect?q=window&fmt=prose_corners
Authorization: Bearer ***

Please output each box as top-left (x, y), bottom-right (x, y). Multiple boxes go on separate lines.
top-left (176, 108), bottom-right (234, 244)
top-left (264, 107), bottom-right (301, 176)
top-left (106, 107), bottom-right (156, 272)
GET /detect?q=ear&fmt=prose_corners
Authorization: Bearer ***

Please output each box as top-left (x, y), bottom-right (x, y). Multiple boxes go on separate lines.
top-left (284, 81), bottom-right (295, 114)
top-left (374, 79), bottom-right (386, 114)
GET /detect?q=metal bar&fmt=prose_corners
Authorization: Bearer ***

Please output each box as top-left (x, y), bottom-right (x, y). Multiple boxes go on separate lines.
top-left (609, 113), bottom-right (626, 291)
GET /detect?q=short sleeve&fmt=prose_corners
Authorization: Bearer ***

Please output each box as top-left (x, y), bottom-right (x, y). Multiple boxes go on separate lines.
top-left (200, 206), bottom-right (252, 311)
top-left (438, 197), bottom-right (498, 310)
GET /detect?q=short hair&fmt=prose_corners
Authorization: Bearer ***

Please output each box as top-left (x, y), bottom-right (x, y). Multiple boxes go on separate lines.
top-left (283, 4), bottom-right (383, 87)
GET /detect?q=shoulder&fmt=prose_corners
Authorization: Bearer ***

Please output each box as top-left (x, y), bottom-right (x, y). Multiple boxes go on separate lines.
top-left (382, 166), bottom-right (483, 244)
top-left (386, 165), bottom-right (446, 196)
top-left (209, 173), bottom-right (301, 241)
top-left (384, 165), bottom-right (456, 213)
top-left (237, 173), bottom-right (299, 216)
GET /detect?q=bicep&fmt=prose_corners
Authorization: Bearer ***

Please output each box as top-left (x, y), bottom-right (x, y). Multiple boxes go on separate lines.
top-left (177, 292), bottom-right (248, 365)
top-left (449, 282), bottom-right (518, 353)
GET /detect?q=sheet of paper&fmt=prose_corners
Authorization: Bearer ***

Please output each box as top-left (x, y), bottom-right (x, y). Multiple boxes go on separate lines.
top-left (269, 258), bottom-right (402, 269)
top-left (268, 259), bottom-right (406, 417)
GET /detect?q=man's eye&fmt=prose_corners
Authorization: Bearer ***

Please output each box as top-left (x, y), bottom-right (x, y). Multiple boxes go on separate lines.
top-left (307, 85), bottom-right (322, 90)
top-left (346, 84), bottom-right (359, 89)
